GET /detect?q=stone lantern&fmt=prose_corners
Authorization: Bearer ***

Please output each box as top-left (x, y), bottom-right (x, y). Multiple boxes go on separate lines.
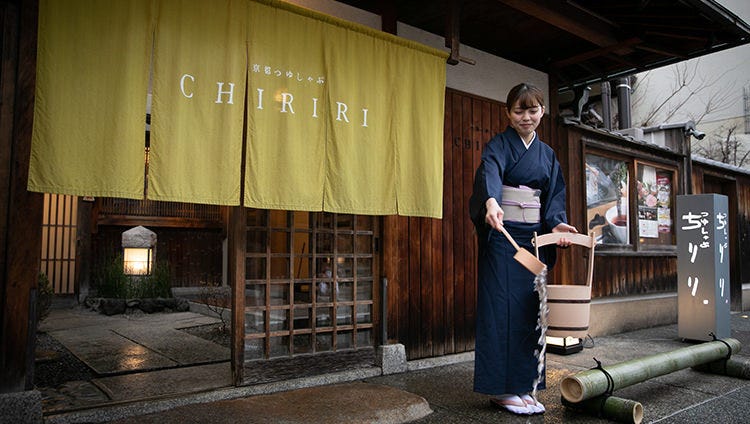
top-left (122, 226), bottom-right (156, 276)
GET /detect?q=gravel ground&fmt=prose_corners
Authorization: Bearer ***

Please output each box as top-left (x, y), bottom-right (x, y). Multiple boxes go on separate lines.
top-left (180, 323), bottom-right (231, 348)
top-left (34, 331), bottom-right (95, 388)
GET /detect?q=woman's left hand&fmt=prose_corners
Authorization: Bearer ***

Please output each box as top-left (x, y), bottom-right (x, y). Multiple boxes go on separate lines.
top-left (552, 223), bottom-right (578, 247)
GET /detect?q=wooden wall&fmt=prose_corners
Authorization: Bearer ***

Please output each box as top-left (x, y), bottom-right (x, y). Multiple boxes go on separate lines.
top-left (383, 89), bottom-right (551, 360)
top-left (692, 162), bottom-right (750, 311)
top-left (736, 174), bottom-right (750, 309)
top-left (591, 254), bottom-right (676, 297)
top-left (557, 125), bottom-right (682, 299)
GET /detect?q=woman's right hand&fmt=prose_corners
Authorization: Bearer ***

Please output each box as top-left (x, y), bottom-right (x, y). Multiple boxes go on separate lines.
top-left (484, 198), bottom-right (504, 231)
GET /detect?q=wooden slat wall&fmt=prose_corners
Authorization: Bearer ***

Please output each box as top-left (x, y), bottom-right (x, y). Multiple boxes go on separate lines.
top-left (384, 89), bottom-right (551, 360)
top-left (96, 198), bottom-right (224, 228)
top-left (591, 255), bottom-right (676, 297)
top-left (98, 198), bottom-right (222, 221)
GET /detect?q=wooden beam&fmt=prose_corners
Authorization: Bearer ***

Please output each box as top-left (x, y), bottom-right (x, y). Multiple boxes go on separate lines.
top-left (380, 0), bottom-right (396, 35)
top-left (496, 0), bottom-right (620, 48)
top-left (635, 44), bottom-right (686, 59)
top-left (644, 30), bottom-right (709, 42)
top-left (551, 37), bottom-right (641, 69)
top-left (97, 215), bottom-right (224, 229)
top-left (446, 0), bottom-right (460, 65)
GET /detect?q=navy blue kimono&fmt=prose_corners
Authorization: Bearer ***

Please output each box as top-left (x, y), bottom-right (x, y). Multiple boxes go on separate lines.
top-left (469, 126), bottom-right (568, 395)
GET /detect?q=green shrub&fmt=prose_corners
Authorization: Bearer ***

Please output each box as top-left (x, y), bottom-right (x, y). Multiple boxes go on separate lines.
top-left (36, 272), bottom-right (54, 323)
top-left (134, 261), bottom-right (172, 299)
top-left (198, 280), bottom-right (229, 333)
top-left (94, 254), bottom-right (130, 298)
top-left (93, 255), bottom-right (172, 299)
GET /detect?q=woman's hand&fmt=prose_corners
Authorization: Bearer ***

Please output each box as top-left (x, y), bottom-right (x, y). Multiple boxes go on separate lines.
top-left (484, 198), bottom-right (504, 231)
top-left (552, 223), bottom-right (578, 247)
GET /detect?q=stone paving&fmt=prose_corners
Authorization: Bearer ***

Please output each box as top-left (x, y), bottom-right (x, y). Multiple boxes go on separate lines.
top-left (36, 307), bottom-right (231, 413)
top-left (92, 362), bottom-right (231, 402)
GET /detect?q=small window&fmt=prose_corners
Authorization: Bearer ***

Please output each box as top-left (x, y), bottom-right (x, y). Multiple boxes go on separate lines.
top-left (584, 149), bottom-right (679, 251)
top-left (636, 162), bottom-right (677, 248)
top-left (585, 153), bottom-right (630, 245)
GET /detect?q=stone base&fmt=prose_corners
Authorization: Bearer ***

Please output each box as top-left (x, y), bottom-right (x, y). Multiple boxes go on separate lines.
top-left (0, 390), bottom-right (42, 424)
top-left (376, 344), bottom-right (407, 375)
top-left (589, 293), bottom-right (677, 336)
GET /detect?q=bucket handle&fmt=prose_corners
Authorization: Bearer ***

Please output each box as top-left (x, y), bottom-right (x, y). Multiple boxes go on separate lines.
top-left (533, 231), bottom-right (596, 288)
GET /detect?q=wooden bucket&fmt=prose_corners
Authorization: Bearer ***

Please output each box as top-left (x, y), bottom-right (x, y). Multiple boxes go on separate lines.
top-left (546, 284), bottom-right (592, 338)
top-left (533, 232), bottom-right (596, 339)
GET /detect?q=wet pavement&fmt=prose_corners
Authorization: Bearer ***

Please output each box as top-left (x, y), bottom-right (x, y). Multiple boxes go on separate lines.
top-left (36, 307), bottom-right (232, 413)
top-left (40, 309), bottom-right (227, 375)
top-left (35, 304), bottom-right (750, 423)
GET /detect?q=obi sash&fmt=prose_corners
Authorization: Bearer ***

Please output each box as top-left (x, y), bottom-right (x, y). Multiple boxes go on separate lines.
top-left (501, 185), bottom-right (541, 223)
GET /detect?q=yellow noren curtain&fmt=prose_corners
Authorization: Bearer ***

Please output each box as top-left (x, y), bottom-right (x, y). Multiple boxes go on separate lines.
top-left (245, 0), bottom-right (327, 211)
top-left (246, 0), bottom-right (447, 217)
top-left (393, 43), bottom-right (446, 218)
top-left (31, 0), bottom-right (446, 217)
top-left (323, 26), bottom-right (396, 215)
top-left (29, 0), bottom-right (153, 198)
top-left (148, 0), bottom-right (247, 205)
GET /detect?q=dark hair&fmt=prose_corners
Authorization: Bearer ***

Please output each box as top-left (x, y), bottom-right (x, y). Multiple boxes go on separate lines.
top-left (506, 83), bottom-right (545, 110)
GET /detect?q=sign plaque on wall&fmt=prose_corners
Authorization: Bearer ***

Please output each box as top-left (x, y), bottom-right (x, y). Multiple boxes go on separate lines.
top-left (676, 194), bottom-right (730, 341)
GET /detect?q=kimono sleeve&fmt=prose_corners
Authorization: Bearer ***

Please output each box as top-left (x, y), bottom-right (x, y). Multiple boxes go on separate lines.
top-left (469, 136), bottom-right (506, 229)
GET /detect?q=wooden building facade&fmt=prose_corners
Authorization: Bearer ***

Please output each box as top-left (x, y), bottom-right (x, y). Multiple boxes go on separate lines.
top-left (5, 0), bottom-right (750, 402)
top-left (66, 86), bottom-right (750, 369)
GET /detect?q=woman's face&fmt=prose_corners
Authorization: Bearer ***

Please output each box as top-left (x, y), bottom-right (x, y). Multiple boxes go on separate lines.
top-left (507, 101), bottom-right (544, 140)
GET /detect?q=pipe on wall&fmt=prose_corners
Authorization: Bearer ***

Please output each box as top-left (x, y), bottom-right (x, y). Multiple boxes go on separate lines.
top-left (601, 81), bottom-right (612, 130)
top-left (616, 77), bottom-right (631, 129)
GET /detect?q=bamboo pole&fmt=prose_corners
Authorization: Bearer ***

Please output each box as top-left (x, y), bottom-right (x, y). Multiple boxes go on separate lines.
top-left (561, 338), bottom-right (742, 402)
top-left (692, 356), bottom-right (750, 380)
top-left (561, 395), bottom-right (643, 424)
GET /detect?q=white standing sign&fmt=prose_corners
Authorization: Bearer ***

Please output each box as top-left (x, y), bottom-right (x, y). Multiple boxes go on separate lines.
top-left (676, 194), bottom-right (730, 341)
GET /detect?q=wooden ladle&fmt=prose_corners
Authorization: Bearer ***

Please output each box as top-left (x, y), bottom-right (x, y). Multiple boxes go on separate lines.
top-left (497, 225), bottom-right (546, 275)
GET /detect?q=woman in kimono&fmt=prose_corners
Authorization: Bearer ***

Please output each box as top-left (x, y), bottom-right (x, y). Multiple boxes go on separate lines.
top-left (469, 83), bottom-right (577, 415)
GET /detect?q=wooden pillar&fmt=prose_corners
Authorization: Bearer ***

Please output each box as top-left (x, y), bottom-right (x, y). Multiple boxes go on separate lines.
top-left (75, 198), bottom-right (94, 303)
top-left (382, 215), bottom-right (399, 344)
top-left (1, 0), bottom-right (42, 393)
top-left (546, 74), bottom-right (569, 285)
top-left (228, 206), bottom-right (245, 386)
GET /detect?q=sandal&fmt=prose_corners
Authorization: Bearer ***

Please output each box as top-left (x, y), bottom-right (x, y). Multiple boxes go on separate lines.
top-left (520, 394), bottom-right (545, 414)
top-left (489, 394), bottom-right (532, 415)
